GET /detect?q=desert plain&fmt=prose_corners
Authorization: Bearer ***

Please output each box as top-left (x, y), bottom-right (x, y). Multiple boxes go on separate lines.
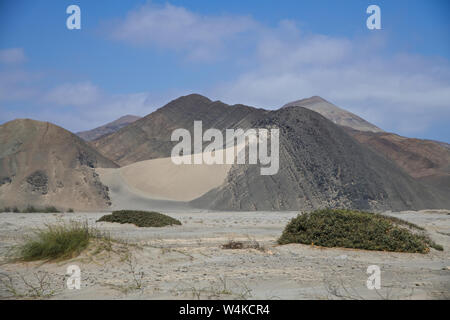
top-left (0, 209), bottom-right (449, 300)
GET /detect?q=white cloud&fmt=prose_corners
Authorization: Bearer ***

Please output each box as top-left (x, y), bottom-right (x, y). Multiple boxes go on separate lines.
top-left (0, 48), bottom-right (26, 64)
top-left (110, 2), bottom-right (257, 61)
top-left (44, 82), bottom-right (102, 107)
top-left (0, 67), bottom-right (159, 131)
top-left (256, 22), bottom-right (353, 70)
top-left (40, 83), bottom-right (161, 131)
top-left (0, 48), bottom-right (181, 132)
top-left (0, 69), bottom-right (41, 101)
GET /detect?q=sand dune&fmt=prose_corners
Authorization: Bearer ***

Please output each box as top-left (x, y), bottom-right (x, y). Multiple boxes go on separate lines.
top-left (95, 166), bottom-right (189, 211)
top-left (97, 153), bottom-right (232, 203)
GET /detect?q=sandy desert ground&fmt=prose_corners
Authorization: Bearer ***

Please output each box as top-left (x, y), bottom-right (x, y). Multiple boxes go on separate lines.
top-left (0, 209), bottom-right (449, 300)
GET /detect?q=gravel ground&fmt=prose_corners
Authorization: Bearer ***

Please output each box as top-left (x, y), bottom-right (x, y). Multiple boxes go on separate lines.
top-left (0, 209), bottom-right (449, 300)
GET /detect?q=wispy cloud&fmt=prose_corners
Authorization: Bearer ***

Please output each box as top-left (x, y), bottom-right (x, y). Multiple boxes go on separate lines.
top-left (44, 82), bottom-right (102, 107)
top-left (110, 2), bottom-right (257, 61)
top-left (0, 70), bottom-right (162, 132)
top-left (0, 69), bottom-right (42, 102)
top-left (0, 48), bottom-right (26, 64)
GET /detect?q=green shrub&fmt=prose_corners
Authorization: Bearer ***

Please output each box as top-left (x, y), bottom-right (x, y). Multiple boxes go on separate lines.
top-left (97, 210), bottom-right (182, 228)
top-left (12, 207), bottom-right (20, 213)
top-left (21, 205), bottom-right (60, 213)
top-left (23, 205), bottom-right (38, 213)
top-left (67, 208), bottom-right (74, 213)
top-left (44, 206), bottom-right (60, 213)
top-left (17, 221), bottom-right (94, 261)
top-left (429, 242), bottom-right (444, 251)
top-left (278, 209), bottom-right (442, 253)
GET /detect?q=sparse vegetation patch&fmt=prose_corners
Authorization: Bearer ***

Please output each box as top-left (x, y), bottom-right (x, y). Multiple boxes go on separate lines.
top-left (97, 210), bottom-right (182, 228)
top-left (0, 207), bottom-right (20, 213)
top-left (278, 209), bottom-right (442, 253)
top-left (221, 240), bottom-right (265, 251)
top-left (0, 206), bottom-right (60, 213)
top-left (22, 205), bottom-right (60, 213)
top-left (17, 221), bottom-right (98, 261)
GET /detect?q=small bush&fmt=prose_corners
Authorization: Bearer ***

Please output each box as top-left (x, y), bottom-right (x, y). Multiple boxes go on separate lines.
top-left (67, 208), bottom-right (74, 213)
top-left (1, 205), bottom-right (61, 213)
top-left (21, 205), bottom-right (60, 213)
top-left (222, 240), bottom-right (244, 249)
top-left (23, 205), bottom-right (38, 213)
top-left (97, 210), bottom-right (182, 228)
top-left (222, 240), bottom-right (265, 251)
top-left (429, 242), bottom-right (444, 251)
top-left (43, 206), bottom-right (60, 213)
top-left (278, 209), bottom-right (442, 253)
top-left (17, 221), bottom-right (97, 261)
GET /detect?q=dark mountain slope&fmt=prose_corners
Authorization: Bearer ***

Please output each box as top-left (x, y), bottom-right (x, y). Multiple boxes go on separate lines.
top-left (192, 107), bottom-right (449, 211)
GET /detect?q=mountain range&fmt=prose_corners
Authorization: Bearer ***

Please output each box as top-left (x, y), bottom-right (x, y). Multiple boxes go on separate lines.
top-left (76, 115), bottom-right (141, 141)
top-left (1, 94), bottom-right (449, 212)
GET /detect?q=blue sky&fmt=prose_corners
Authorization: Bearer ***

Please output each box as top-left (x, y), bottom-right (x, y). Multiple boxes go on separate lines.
top-left (0, 0), bottom-right (449, 142)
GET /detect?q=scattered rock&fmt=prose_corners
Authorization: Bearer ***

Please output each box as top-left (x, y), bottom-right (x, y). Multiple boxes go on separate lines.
top-left (26, 170), bottom-right (48, 194)
top-left (0, 176), bottom-right (12, 185)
